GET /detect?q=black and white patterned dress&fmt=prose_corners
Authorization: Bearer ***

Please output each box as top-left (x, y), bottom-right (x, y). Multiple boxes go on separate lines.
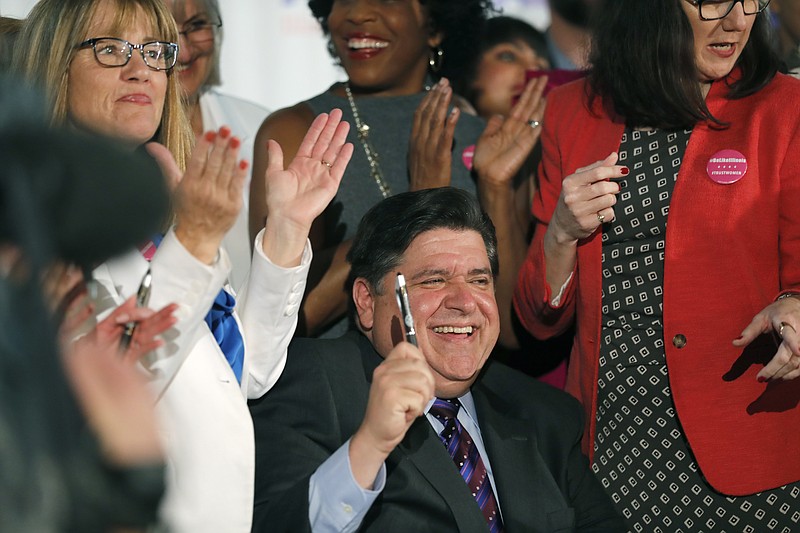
top-left (591, 127), bottom-right (800, 532)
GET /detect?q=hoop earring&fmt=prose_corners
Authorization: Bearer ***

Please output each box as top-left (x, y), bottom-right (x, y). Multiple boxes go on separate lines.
top-left (428, 46), bottom-right (444, 73)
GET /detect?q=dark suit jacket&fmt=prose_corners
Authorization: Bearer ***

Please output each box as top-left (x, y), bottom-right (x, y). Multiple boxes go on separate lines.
top-left (249, 331), bottom-right (624, 532)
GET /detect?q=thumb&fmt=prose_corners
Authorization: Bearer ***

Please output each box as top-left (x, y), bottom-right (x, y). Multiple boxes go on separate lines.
top-left (145, 142), bottom-right (182, 190)
top-left (266, 139), bottom-right (285, 175)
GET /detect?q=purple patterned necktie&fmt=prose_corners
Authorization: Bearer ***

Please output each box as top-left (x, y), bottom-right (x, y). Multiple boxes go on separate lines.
top-left (429, 398), bottom-right (504, 532)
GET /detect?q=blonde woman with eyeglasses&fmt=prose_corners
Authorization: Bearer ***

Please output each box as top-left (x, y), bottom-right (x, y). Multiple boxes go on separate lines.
top-left (13, 0), bottom-right (352, 531)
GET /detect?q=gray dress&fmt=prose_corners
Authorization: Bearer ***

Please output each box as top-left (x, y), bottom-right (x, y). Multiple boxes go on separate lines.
top-left (305, 87), bottom-right (485, 338)
top-left (593, 127), bottom-right (800, 532)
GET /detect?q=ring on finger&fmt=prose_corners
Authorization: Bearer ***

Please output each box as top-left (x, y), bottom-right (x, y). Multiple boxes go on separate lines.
top-left (597, 212), bottom-right (605, 223)
top-left (779, 322), bottom-right (795, 337)
top-left (321, 160), bottom-right (333, 169)
top-left (527, 119), bottom-right (542, 129)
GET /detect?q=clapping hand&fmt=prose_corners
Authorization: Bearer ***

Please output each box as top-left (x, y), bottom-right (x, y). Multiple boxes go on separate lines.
top-left (473, 75), bottom-right (547, 188)
top-left (147, 126), bottom-right (249, 264)
top-left (408, 78), bottom-right (460, 190)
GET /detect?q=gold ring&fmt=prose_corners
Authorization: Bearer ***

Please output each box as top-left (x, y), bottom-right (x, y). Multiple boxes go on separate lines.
top-left (321, 160), bottom-right (333, 168)
top-left (527, 119), bottom-right (541, 129)
top-left (779, 322), bottom-right (794, 337)
top-left (597, 212), bottom-right (605, 223)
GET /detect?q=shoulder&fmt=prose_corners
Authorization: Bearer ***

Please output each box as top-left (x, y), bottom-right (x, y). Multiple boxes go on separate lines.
top-left (255, 101), bottom-right (316, 146)
top-left (478, 360), bottom-right (584, 426)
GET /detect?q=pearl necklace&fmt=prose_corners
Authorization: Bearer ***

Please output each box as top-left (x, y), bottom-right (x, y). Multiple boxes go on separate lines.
top-left (344, 83), bottom-right (392, 199)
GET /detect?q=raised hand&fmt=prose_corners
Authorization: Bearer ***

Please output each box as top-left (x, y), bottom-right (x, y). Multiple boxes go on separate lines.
top-left (408, 78), bottom-right (459, 190)
top-left (262, 109), bottom-right (353, 267)
top-left (150, 126), bottom-right (249, 264)
top-left (734, 295), bottom-right (800, 381)
top-left (473, 75), bottom-right (548, 188)
top-left (349, 342), bottom-right (435, 489)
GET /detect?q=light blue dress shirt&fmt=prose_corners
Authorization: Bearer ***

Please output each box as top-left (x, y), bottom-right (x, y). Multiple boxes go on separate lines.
top-left (307, 391), bottom-right (501, 532)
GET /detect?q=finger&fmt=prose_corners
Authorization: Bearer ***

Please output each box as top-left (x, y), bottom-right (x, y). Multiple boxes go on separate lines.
top-left (330, 142), bottom-right (354, 181)
top-left (311, 109), bottom-right (343, 160)
top-left (182, 131), bottom-right (215, 187)
top-left (510, 75), bottom-right (547, 123)
top-left (204, 126), bottom-right (233, 187)
top-left (266, 139), bottom-right (285, 177)
top-left (217, 135), bottom-right (243, 191)
top-left (321, 120), bottom-right (351, 165)
top-left (296, 112), bottom-right (330, 160)
top-left (733, 314), bottom-right (770, 347)
top-left (574, 152), bottom-right (620, 176)
top-left (758, 343), bottom-right (799, 381)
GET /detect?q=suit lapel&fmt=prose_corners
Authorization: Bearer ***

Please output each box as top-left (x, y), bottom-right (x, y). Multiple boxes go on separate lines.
top-left (473, 381), bottom-right (571, 532)
top-left (396, 417), bottom-right (488, 531)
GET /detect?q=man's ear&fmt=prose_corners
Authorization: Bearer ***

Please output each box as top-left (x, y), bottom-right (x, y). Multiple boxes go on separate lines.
top-left (353, 278), bottom-right (376, 332)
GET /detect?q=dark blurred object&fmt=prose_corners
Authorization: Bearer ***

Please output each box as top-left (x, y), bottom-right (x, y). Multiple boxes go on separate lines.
top-left (0, 73), bottom-right (167, 532)
top-left (0, 125), bottom-right (170, 271)
top-left (770, 0), bottom-right (800, 72)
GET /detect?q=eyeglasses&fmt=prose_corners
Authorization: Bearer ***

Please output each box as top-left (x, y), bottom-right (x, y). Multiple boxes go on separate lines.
top-left (78, 37), bottom-right (178, 71)
top-left (687, 0), bottom-right (771, 21)
top-left (178, 16), bottom-right (222, 45)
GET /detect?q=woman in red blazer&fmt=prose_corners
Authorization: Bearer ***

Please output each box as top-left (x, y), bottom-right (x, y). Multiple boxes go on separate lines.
top-left (514, 0), bottom-right (800, 530)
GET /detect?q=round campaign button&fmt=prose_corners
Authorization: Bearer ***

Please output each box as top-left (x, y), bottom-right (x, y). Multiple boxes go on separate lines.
top-left (706, 149), bottom-right (747, 184)
top-left (462, 144), bottom-right (475, 171)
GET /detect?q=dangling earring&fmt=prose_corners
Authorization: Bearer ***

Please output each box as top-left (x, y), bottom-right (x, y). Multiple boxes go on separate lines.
top-left (428, 46), bottom-right (444, 73)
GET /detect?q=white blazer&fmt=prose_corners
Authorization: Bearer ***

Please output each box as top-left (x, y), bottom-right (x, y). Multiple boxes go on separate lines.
top-left (91, 228), bottom-right (310, 533)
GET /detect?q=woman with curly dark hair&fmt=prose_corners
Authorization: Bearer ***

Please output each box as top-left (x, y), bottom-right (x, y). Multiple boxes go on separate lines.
top-left (250, 0), bottom-right (518, 341)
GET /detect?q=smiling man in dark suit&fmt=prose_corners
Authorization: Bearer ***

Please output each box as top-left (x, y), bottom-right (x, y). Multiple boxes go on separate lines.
top-left (249, 187), bottom-right (623, 533)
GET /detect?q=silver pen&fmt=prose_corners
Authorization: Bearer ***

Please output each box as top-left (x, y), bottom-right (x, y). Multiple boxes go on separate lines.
top-left (395, 272), bottom-right (417, 347)
top-left (119, 268), bottom-right (152, 352)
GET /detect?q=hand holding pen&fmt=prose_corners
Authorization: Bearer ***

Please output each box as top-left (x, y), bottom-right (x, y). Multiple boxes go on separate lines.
top-left (395, 273), bottom-right (417, 347)
top-left (119, 269), bottom-right (153, 352)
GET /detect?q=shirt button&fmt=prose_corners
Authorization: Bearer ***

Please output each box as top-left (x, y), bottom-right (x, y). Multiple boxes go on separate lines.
top-left (672, 334), bottom-right (687, 349)
top-left (342, 503), bottom-right (353, 514)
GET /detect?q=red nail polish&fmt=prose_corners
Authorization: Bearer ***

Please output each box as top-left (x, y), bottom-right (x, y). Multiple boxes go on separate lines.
top-left (230, 137), bottom-right (241, 150)
top-left (620, 166), bottom-right (629, 175)
top-left (239, 160), bottom-right (249, 170)
top-left (757, 376), bottom-right (767, 383)
top-left (204, 131), bottom-right (216, 142)
top-left (219, 127), bottom-right (231, 139)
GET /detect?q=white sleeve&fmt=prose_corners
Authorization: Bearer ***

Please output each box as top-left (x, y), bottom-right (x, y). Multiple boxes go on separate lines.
top-left (237, 228), bottom-right (312, 399)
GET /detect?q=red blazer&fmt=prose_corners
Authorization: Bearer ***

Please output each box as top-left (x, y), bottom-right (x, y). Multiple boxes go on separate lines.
top-left (514, 73), bottom-right (800, 496)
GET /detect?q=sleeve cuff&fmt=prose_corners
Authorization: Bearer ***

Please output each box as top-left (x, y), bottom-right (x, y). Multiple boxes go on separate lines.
top-left (308, 439), bottom-right (385, 533)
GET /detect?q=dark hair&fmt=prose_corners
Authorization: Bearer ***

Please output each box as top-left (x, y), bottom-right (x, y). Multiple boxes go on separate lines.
top-left (454, 15), bottom-right (548, 101)
top-left (587, 0), bottom-right (782, 129)
top-left (346, 187), bottom-right (498, 296)
top-left (307, 0), bottom-right (496, 82)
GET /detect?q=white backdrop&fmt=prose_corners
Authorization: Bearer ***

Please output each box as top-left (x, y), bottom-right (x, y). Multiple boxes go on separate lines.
top-left (1, 0), bottom-right (550, 111)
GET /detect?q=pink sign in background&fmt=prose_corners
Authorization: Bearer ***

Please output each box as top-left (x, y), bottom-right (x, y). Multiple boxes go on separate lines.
top-left (706, 149), bottom-right (748, 184)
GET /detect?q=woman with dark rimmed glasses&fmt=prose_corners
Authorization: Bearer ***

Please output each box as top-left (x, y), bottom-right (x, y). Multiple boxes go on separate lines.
top-left (515, 0), bottom-right (800, 530)
top-left (12, 0), bottom-right (354, 531)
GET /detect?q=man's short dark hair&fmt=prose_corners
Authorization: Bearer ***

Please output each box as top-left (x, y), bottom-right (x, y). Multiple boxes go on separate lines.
top-left (346, 188), bottom-right (498, 296)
